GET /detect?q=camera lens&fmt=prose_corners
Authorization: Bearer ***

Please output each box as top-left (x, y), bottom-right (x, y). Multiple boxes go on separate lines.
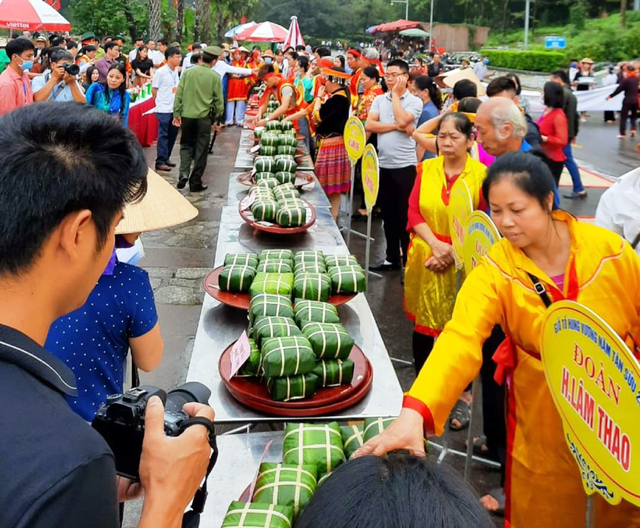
top-left (165, 382), bottom-right (211, 414)
top-left (65, 63), bottom-right (80, 76)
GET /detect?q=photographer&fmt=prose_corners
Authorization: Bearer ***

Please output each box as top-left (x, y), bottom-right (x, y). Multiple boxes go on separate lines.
top-left (0, 102), bottom-right (214, 528)
top-left (32, 47), bottom-right (85, 103)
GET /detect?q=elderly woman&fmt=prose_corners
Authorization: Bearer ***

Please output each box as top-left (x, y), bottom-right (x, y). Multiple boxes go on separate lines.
top-left (405, 112), bottom-right (487, 428)
top-left (358, 152), bottom-right (640, 528)
top-left (312, 65), bottom-right (352, 219)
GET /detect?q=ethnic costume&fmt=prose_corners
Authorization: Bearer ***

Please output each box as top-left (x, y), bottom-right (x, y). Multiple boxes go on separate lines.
top-left (226, 54), bottom-right (250, 125)
top-left (313, 67), bottom-right (351, 195)
top-left (356, 83), bottom-right (383, 123)
top-left (404, 155), bottom-right (487, 336)
top-left (405, 212), bottom-right (640, 527)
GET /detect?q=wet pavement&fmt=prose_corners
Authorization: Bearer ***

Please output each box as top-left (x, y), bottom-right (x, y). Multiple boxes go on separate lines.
top-left (123, 117), bottom-right (637, 527)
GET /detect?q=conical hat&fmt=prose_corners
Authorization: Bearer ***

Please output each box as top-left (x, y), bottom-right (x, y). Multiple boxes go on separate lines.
top-left (115, 169), bottom-right (198, 234)
top-left (437, 67), bottom-right (486, 97)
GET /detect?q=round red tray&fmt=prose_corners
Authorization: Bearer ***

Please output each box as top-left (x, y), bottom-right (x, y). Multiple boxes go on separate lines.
top-left (219, 340), bottom-right (373, 416)
top-left (236, 171), bottom-right (314, 188)
top-left (239, 198), bottom-right (316, 235)
top-left (245, 147), bottom-right (307, 160)
top-left (245, 108), bottom-right (259, 117)
top-left (203, 266), bottom-right (356, 309)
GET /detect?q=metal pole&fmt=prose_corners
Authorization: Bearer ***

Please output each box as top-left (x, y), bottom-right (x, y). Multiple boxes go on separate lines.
top-left (585, 496), bottom-right (596, 528)
top-left (524, 0), bottom-right (531, 50)
top-left (464, 377), bottom-right (480, 481)
top-left (406, 0), bottom-right (409, 20)
top-left (429, 0), bottom-right (435, 51)
top-left (635, 0), bottom-right (639, 12)
top-left (365, 215), bottom-right (373, 281)
top-left (346, 164), bottom-right (356, 247)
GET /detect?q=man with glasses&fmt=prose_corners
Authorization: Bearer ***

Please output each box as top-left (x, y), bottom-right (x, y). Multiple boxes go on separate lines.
top-left (365, 59), bottom-right (423, 272)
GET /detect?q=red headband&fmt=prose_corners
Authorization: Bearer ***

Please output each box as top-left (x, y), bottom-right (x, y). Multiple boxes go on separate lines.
top-left (348, 49), bottom-right (362, 58)
top-left (263, 72), bottom-right (278, 81)
top-left (368, 58), bottom-right (385, 76)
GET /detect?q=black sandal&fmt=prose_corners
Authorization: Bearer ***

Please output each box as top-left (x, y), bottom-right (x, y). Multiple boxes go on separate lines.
top-left (449, 399), bottom-right (471, 430)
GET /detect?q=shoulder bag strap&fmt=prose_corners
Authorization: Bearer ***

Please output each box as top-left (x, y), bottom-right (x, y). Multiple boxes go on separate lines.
top-left (527, 272), bottom-right (553, 308)
top-left (631, 231), bottom-right (640, 250)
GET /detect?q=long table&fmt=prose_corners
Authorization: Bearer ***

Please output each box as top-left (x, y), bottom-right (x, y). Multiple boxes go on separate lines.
top-left (235, 128), bottom-right (314, 171)
top-left (128, 97), bottom-right (158, 147)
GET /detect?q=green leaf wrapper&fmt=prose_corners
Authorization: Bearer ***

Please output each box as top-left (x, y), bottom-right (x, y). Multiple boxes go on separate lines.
top-left (259, 249), bottom-right (293, 262)
top-left (301, 322), bottom-right (354, 360)
top-left (277, 145), bottom-right (297, 156)
top-left (255, 171), bottom-right (276, 182)
top-left (253, 316), bottom-right (302, 346)
top-left (224, 253), bottom-right (259, 269)
top-left (276, 206), bottom-right (307, 227)
top-left (249, 294), bottom-right (294, 324)
top-left (293, 273), bottom-right (332, 302)
top-left (312, 359), bottom-right (355, 387)
top-left (324, 255), bottom-right (359, 269)
top-left (341, 424), bottom-right (364, 459)
top-left (282, 422), bottom-right (346, 478)
top-left (257, 260), bottom-right (293, 274)
top-left (275, 171), bottom-right (296, 185)
top-left (237, 338), bottom-right (262, 377)
top-left (276, 158), bottom-right (297, 173)
top-left (221, 501), bottom-right (293, 528)
top-left (327, 265), bottom-right (367, 294)
top-left (250, 272), bottom-right (294, 298)
top-left (293, 300), bottom-right (340, 325)
top-left (261, 336), bottom-right (316, 378)
top-left (256, 178), bottom-right (279, 190)
top-left (251, 200), bottom-right (278, 222)
top-left (254, 157), bottom-right (276, 173)
top-left (266, 372), bottom-right (319, 402)
top-left (253, 463), bottom-right (318, 518)
top-left (294, 251), bottom-right (325, 267)
top-left (219, 265), bottom-right (256, 293)
top-left (363, 417), bottom-right (398, 442)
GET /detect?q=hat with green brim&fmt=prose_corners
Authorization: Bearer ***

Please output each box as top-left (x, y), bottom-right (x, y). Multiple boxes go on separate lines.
top-left (202, 45), bottom-right (223, 58)
top-left (81, 31), bottom-right (96, 42)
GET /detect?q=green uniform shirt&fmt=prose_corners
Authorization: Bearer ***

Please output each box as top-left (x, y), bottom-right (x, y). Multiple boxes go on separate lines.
top-left (174, 63), bottom-right (223, 120)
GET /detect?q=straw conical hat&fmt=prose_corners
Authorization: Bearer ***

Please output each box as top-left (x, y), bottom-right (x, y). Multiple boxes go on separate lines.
top-left (115, 169), bottom-right (198, 234)
top-left (437, 67), bottom-right (486, 97)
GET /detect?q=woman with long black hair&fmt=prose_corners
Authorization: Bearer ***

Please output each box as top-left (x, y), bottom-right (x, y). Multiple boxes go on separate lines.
top-left (85, 63), bottom-right (131, 127)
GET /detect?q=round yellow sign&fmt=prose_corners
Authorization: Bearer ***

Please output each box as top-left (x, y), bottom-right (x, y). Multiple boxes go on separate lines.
top-left (447, 179), bottom-right (472, 270)
top-left (361, 144), bottom-right (379, 213)
top-left (541, 301), bottom-right (640, 507)
top-left (343, 116), bottom-right (366, 165)
top-left (463, 211), bottom-right (501, 276)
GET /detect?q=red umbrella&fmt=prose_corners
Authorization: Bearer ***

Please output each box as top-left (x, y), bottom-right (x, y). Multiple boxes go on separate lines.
top-left (0, 0), bottom-right (71, 31)
top-left (236, 21), bottom-right (288, 42)
top-left (283, 16), bottom-right (305, 50)
top-left (371, 19), bottom-right (421, 34)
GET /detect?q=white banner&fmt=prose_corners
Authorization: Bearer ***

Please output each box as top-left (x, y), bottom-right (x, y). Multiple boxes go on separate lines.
top-left (524, 85), bottom-right (625, 114)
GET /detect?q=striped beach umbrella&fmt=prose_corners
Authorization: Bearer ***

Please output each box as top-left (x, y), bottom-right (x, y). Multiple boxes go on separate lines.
top-left (0, 0), bottom-right (71, 31)
top-left (236, 21), bottom-right (288, 43)
top-left (225, 21), bottom-right (256, 39)
top-left (283, 16), bottom-right (305, 50)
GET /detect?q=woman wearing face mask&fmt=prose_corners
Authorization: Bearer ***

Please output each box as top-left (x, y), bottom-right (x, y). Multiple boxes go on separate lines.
top-left (85, 63), bottom-right (130, 126)
top-left (403, 113), bottom-right (487, 428)
top-left (226, 48), bottom-right (250, 126)
top-left (357, 152), bottom-right (640, 528)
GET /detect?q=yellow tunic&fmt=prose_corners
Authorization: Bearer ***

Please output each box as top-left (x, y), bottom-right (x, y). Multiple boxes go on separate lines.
top-left (404, 154), bottom-right (487, 336)
top-left (407, 211), bottom-right (640, 527)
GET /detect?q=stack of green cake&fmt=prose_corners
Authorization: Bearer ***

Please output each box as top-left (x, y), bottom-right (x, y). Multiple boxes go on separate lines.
top-left (246, 185), bottom-right (307, 228)
top-left (325, 254), bottom-right (367, 295)
top-left (218, 253), bottom-right (259, 294)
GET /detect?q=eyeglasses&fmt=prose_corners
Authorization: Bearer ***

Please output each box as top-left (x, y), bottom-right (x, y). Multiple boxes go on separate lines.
top-left (384, 72), bottom-right (405, 79)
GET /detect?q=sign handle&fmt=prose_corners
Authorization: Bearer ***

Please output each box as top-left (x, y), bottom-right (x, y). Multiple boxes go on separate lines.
top-left (345, 164), bottom-right (356, 247)
top-left (365, 214), bottom-right (372, 281)
top-left (585, 496), bottom-right (596, 528)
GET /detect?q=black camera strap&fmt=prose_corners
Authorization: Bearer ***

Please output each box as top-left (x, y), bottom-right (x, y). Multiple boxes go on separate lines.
top-left (179, 417), bottom-right (219, 528)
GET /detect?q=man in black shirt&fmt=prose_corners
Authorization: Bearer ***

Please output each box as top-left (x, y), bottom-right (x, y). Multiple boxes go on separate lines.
top-left (0, 103), bottom-right (214, 528)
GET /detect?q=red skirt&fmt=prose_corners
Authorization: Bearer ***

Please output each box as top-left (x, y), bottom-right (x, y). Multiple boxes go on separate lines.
top-left (315, 136), bottom-right (351, 195)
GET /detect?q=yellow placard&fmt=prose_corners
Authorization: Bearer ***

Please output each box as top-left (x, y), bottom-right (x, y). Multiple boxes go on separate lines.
top-left (541, 301), bottom-right (640, 507)
top-left (361, 144), bottom-right (379, 213)
top-left (447, 179), bottom-right (472, 270)
top-left (463, 211), bottom-right (500, 276)
top-left (343, 116), bottom-right (366, 165)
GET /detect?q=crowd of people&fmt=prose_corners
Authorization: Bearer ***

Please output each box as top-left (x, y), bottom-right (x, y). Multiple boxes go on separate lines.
top-left (0, 24), bottom-right (639, 528)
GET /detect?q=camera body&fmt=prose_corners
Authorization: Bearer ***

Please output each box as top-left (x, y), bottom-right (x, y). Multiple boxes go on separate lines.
top-left (63, 62), bottom-right (80, 76)
top-left (92, 382), bottom-right (211, 480)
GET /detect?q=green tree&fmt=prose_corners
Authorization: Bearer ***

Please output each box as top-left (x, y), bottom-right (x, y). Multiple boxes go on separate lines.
top-left (68, 0), bottom-right (148, 40)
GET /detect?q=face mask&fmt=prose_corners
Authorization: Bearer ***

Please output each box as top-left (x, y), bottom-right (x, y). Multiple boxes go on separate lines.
top-left (483, 59), bottom-right (489, 65)
top-left (17, 56), bottom-right (33, 71)
top-left (571, 64), bottom-right (578, 69)
top-left (265, 57), bottom-right (272, 64)
top-left (224, 52), bottom-right (229, 57)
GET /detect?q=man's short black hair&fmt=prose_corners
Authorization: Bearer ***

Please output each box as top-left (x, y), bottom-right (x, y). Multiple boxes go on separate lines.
top-left (66, 39), bottom-right (78, 50)
top-left (486, 76), bottom-right (518, 97)
top-left (6, 37), bottom-right (35, 59)
top-left (134, 36), bottom-right (144, 43)
top-left (258, 63), bottom-right (276, 79)
top-left (0, 103), bottom-right (147, 275)
top-left (295, 45), bottom-right (306, 52)
top-left (287, 51), bottom-right (298, 61)
top-left (551, 69), bottom-right (570, 85)
top-left (104, 41), bottom-right (118, 52)
top-left (453, 78), bottom-right (477, 100)
top-left (158, 38), bottom-right (169, 47)
top-left (316, 46), bottom-right (331, 57)
top-left (192, 43), bottom-right (202, 50)
top-left (387, 58), bottom-right (409, 74)
top-left (165, 47), bottom-right (181, 59)
top-left (147, 39), bottom-right (155, 44)
top-left (49, 35), bottom-right (65, 48)
top-left (50, 48), bottom-right (73, 64)
top-left (190, 52), bottom-right (202, 64)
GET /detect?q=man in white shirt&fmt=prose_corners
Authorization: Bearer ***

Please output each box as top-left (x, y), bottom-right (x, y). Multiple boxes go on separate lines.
top-left (365, 59), bottom-right (423, 271)
top-left (182, 43), bottom-right (202, 72)
top-left (129, 37), bottom-right (144, 63)
top-left (152, 47), bottom-right (182, 172)
top-left (154, 39), bottom-right (169, 67)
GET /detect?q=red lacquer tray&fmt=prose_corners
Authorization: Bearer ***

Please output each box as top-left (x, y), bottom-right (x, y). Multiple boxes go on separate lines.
top-left (219, 341), bottom-right (373, 416)
top-left (239, 198), bottom-right (317, 235)
top-left (236, 171), bottom-right (314, 188)
top-left (203, 266), bottom-right (356, 309)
